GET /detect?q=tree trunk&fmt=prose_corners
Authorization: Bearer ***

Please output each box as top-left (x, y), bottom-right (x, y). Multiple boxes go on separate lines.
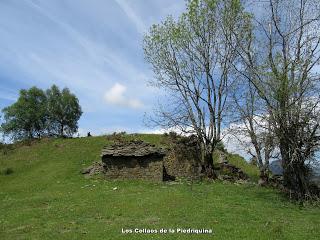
top-left (60, 124), bottom-right (64, 137)
top-left (202, 146), bottom-right (216, 179)
top-left (280, 140), bottom-right (310, 200)
top-left (258, 168), bottom-right (269, 186)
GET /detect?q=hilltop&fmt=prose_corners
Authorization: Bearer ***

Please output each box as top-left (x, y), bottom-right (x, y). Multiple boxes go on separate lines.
top-left (0, 134), bottom-right (319, 239)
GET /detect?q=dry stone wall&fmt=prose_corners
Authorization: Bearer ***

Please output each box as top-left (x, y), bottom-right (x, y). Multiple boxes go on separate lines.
top-left (102, 155), bottom-right (163, 181)
top-left (101, 140), bottom-right (165, 181)
top-left (163, 135), bottom-right (202, 179)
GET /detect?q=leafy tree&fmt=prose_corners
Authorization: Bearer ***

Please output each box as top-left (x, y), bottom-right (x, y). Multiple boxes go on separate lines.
top-left (234, 0), bottom-right (320, 199)
top-left (1, 85), bottom-right (82, 141)
top-left (46, 85), bottom-right (82, 137)
top-left (144, 0), bottom-right (249, 177)
top-left (1, 87), bottom-right (47, 140)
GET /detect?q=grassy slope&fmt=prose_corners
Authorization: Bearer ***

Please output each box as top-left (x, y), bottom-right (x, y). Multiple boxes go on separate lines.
top-left (0, 135), bottom-right (319, 240)
top-left (212, 150), bottom-right (260, 181)
top-left (227, 153), bottom-right (260, 181)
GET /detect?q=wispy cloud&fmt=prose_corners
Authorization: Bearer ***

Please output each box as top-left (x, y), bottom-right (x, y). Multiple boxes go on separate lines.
top-left (114, 0), bottom-right (147, 34)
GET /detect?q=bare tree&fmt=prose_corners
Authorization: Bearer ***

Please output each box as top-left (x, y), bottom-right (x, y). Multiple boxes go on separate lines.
top-left (233, 0), bottom-right (320, 199)
top-left (144, 0), bottom-right (247, 177)
top-left (228, 79), bottom-right (277, 184)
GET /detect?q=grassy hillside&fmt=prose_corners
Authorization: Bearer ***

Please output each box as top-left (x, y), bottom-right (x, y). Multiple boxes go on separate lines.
top-left (0, 135), bottom-right (319, 240)
top-left (227, 153), bottom-right (260, 181)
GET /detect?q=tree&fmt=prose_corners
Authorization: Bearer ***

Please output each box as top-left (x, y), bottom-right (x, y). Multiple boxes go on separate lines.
top-left (46, 85), bottom-right (82, 137)
top-left (1, 85), bottom-right (82, 141)
top-left (234, 0), bottom-right (320, 199)
top-left (228, 79), bottom-right (277, 184)
top-left (144, 0), bottom-right (248, 177)
top-left (1, 87), bottom-right (47, 140)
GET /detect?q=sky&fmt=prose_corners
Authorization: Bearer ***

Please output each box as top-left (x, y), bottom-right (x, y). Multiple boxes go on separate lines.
top-left (0, 0), bottom-right (277, 160)
top-left (0, 0), bottom-right (186, 136)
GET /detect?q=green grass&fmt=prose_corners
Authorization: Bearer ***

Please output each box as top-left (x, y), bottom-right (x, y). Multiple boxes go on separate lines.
top-left (226, 153), bottom-right (260, 181)
top-left (0, 135), bottom-right (319, 240)
top-left (212, 150), bottom-right (260, 181)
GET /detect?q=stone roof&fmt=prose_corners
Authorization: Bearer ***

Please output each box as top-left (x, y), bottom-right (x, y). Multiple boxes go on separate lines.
top-left (101, 140), bottom-right (166, 157)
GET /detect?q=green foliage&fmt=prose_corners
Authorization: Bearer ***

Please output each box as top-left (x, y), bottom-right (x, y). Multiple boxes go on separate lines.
top-left (249, 156), bottom-right (258, 167)
top-left (143, 0), bottom-right (252, 157)
top-left (46, 85), bottom-right (82, 137)
top-left (212, 149), bottom-right (259, 181)
top-left (216, 141), bottom-right (226, 152)
top-left (1, 87), bottom-right (47, 140)
top-left (0, 135), bottom-right (319, 239)
top-left (1, 85), bottom-right (82, 141)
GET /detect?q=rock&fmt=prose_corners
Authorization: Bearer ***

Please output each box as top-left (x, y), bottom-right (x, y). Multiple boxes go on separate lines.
top-left (218, 175), bottom-right (234, 181)
top-left (216, 150), bottom-right (228, 163)
top-left (258, 178), bottom-right (268, 186)
top-left (81, 166), bottom-right (92, 174)
top-left (217, 162), bottom-right (249, 181)
top-left (269, 175), bottom-right (284, 187)
top-left (81, 161), bottom-right (106, 177)
top-left (101, 140), bottom-right (166, 181)
top-left (101, 140), bottom-right (166, 158)
top-left (162, 134), bottom-right (201, 179)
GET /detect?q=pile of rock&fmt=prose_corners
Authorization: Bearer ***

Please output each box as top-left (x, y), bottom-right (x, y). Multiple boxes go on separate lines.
top-left (216, 162), bottom-right (249, 181)
top-left (81, 161), bottom-right (106, 177)
top-left (268, 175), bottom-right (284, 187)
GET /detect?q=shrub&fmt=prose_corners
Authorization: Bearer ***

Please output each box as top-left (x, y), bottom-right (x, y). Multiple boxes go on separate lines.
top-left (1, 167), bottom-right (13, 175)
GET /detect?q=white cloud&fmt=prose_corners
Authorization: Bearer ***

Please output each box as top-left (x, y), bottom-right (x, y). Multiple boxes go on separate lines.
top-left (104, 83), bottom-right (144, 109)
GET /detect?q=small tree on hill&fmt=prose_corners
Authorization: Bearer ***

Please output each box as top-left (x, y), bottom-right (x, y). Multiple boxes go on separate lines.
top-left (1, 87), bottom-right (47, 140)
top-left (46, 85), bottom-right (82, 137)
top-left (1, 85), bottom-right (82, 141)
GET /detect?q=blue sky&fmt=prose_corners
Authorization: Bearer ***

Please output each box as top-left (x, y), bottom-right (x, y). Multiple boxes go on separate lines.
top-left (0, 0), bottom-right (185, 136)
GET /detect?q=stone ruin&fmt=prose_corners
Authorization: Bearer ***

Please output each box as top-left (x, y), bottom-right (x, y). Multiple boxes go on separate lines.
top-left (163, 134), bottom-right (200, 178)
top-left (81, 140), bottom-right (167, 181)
top-left (81, 138), bottom-right (249, 182)
top-left (101, 140), bottom-right (166, 181)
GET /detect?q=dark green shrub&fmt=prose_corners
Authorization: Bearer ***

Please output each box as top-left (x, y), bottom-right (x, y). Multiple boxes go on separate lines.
top-left (216, 141), bottom-right (226, 152)
top-left (1, 168), bottom-right (13, 175)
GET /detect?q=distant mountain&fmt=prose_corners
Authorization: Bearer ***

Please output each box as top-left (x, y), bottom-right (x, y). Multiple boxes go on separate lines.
top-left (269, 160), bottom-right (283, 175)
top-left (310, 164), bottom-right (320, 186)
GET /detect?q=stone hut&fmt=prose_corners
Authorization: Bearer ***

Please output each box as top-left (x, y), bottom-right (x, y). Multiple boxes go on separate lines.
top-left (101, 140), bottom-right (166, 181)
top-left (82, 137), bottom-right (249, 182)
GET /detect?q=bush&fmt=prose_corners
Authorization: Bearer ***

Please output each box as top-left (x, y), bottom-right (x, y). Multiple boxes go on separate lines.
top-left (1, 167), bottom-right (13, 175)
top-left (0, 143), bottom-right (14, 155)
top-left (216, 141), bottom-right (226, 152)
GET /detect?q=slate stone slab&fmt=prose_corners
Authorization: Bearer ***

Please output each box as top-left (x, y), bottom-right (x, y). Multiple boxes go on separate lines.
top-left (101, 140), bottom-right (166, 158)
